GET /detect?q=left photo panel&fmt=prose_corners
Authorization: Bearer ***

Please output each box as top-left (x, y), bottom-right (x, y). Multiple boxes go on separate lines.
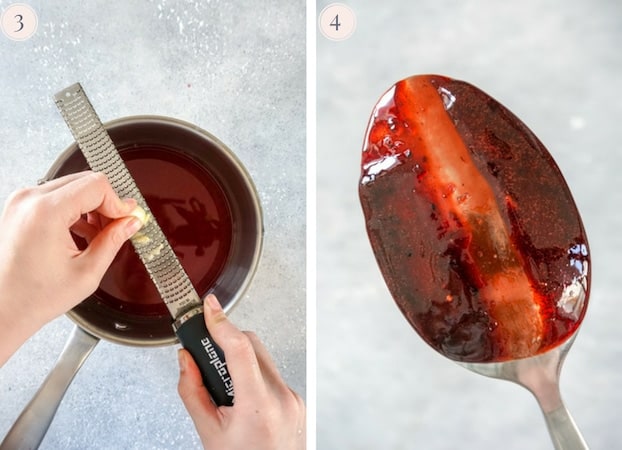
top-left (0, 1), bottom-right (306, 448)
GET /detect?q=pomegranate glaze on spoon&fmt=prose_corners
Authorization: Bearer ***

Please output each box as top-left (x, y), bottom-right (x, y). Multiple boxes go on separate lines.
top-left (360, 74), bottom-right (590, 448)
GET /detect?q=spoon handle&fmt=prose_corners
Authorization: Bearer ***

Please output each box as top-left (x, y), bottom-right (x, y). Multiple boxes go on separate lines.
top-left (542, 404), bottom-right (589, 450)
top-left (461, 336), bottom-right (589, 449)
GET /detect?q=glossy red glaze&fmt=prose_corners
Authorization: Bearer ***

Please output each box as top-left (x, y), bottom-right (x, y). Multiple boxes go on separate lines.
top-left (359, 75), bottom-right (590, 362)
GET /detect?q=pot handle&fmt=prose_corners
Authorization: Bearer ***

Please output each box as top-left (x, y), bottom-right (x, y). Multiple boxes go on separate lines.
top-left (0, 325), bottom-right (99, 450)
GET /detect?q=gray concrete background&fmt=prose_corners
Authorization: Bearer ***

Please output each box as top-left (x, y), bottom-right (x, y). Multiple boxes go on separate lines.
top-left (0, 1), bottom-right (305, 449)
top-left (317, 1), bottom-right (621, 449)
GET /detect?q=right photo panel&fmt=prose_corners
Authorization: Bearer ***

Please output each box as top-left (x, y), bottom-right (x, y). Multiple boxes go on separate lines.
top-left (317, 1), bottom-right (620, 449)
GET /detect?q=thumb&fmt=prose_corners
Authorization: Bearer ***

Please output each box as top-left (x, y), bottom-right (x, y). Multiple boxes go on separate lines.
top-left (79, 216), bottom-right (142, 275)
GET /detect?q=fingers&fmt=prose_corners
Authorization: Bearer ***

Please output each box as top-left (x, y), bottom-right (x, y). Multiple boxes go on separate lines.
top-left (30, 172), bottom-right (143, 278)
top-left (244, 331), bottom-right (287, 390)
top-left (202, 294), bottom-right (266, 403)
top-left (35, 171), bottom-right (91, 193)
top-left (46, 171), bottom-right (136, 226)
top-left (246, 330), bottom-right (306, 423)
top-left (70, 217), bottom-right (99, 242)
top-left (77, 215), bottom-right (142, 275)
top-left (177, 349), bottom-right (221, 435)
top-left (26, 171), bottom-right (137, 227)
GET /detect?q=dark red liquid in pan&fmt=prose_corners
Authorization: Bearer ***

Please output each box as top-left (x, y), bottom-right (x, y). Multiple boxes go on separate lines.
top-left (359, 75), bottom-right (590, 363)
top-left (95, 145), bottom-right (232, 316)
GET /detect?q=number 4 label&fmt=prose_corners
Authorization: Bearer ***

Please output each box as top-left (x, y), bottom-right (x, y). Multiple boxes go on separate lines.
top-left (319, 3), bottom-right (356, 41)
top-left (330, 14), bottom-right (341, 32)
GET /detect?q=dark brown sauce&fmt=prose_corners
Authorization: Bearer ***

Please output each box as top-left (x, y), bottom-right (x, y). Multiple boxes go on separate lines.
top-left (94, 145), bottom-right (233, 316)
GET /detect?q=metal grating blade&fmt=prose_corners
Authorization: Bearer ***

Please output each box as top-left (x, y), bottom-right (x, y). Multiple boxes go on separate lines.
top-left (54, 83), bottom-right (202, 319)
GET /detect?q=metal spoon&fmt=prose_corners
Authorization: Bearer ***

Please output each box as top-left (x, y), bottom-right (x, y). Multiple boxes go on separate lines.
top-left (359, 74), bottom-right (590, 448)
top-left (459, 334), bottom-right (587, 449)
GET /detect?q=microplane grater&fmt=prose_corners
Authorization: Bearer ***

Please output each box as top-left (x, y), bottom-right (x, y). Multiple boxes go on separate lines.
top-left (53, 83), bottom-right (200, 319)
top-left (53, 82), bottom-right (234, 406)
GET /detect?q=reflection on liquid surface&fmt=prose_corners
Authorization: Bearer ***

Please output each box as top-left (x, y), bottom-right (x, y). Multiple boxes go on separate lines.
top-left (96, 145), bottom-right (233, 316)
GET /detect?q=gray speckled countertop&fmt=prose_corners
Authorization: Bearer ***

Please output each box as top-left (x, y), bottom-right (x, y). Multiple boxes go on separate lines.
top-left (317, 0), bottom-right (621, 449)
top-left (0, 1), bottom-right (305, 448)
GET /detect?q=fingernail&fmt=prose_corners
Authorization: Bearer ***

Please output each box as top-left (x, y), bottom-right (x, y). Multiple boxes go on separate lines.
top-left (129, 205), bottom-right (148, 226)
top-left (122, 198), bottom-right (137, 211)
top-left (205, 294), bottom-right (222, 312)
top-left (178, 349), bottom-right (187, 372)
top-left (125, 217), bottom-right (143, 236)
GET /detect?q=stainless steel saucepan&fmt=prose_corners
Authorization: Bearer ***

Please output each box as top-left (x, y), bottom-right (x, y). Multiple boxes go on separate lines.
top-left (1, 116), bottom-right (263, 449)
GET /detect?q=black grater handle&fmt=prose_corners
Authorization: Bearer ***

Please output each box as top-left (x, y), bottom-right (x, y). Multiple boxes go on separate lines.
top-left (174, 307), bottom-right (234, 406)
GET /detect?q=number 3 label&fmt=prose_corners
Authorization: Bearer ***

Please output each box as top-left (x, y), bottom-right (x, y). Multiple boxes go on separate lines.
top-left (1, 4), bottom-right (38, 41)
top-left (319, 3), bottom-right (356, 41)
